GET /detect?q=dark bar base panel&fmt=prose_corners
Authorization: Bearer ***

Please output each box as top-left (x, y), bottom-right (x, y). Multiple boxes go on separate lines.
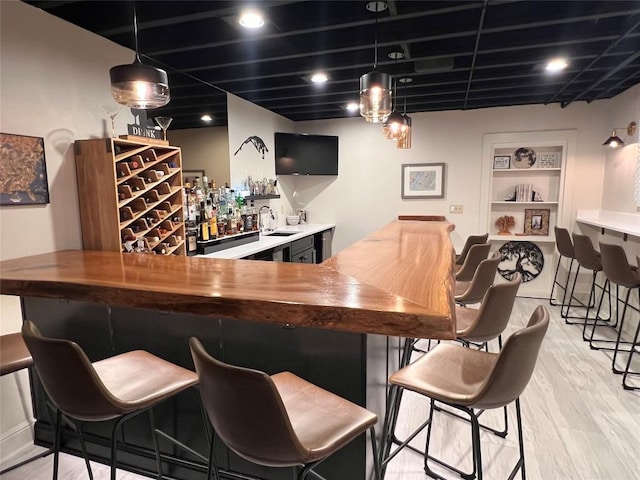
top-left (23, 296), bottom-right (383, 480)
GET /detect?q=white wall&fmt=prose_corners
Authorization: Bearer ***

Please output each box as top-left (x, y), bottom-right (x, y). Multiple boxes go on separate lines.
top-left (0, 0), bottom-right (133, 465)
top-left (601, 84), bottom-right (640, 212)
top-left (0, 0), bottom-right (637, 465)
top-left (168, 126), bottom-right (230, 186)
top-left (294, 101), bottom-right (610, 253)
top-left (226, 94), bottom-right (296, 219)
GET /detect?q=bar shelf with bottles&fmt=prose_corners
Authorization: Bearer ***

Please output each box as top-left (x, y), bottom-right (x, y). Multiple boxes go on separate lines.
top-left (74, 137), bottom-right (186, 256)
top-left (184, 176), bottom-right (260, 256)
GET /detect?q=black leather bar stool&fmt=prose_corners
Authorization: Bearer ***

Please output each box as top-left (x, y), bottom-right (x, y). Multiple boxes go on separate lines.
top-left (566, 234), bottom-right (612, 334)
top-left (549, 227), bottom-right (578, 315)
top-left (381, 306), bottom-right (549, 480)
top-left (189, 337), bottom-right (381, 480)
top-left (591, 242), bottom-right (640, 389)
top-left (22, 320), bottom-right (199, 480)
top-left (0, 333), bottom-right (53, 474)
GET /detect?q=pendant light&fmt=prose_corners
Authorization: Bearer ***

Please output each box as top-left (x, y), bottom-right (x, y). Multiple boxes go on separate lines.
top-left (359, 2), bottom-right (392, 123)
top-left (396, 77), bottom-right (412, 149)
top-left (110, 3), bottom-right (170, 109)
top-left (381, 54), bottom-right (409, 140)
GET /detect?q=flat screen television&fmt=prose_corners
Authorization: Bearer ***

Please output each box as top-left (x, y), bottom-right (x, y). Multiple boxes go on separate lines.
top-left (274, 132), bottom-right (338, 175)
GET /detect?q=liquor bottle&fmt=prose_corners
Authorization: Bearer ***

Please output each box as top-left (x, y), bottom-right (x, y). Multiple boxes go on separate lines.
top-left (198, 201), bottom-right (210, 241)
top-left (209, 203), bottom-right (218, 238)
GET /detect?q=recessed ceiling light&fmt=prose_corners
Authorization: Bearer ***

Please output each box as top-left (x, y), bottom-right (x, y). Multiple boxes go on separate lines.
top-left (311, 72), bottom-right (328, 83)
top-left (239, 11), bottom-right (264, 29)
top-left (546, 57), bottom-right (568, 73)
top-left (201, 114), bottom-right (213, 122)
top-left (346, 102), bottom-right (359, 112)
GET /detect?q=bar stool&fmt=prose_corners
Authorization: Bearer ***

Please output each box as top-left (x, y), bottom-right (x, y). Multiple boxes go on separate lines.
top-left (383, 274), bottom-right (523, 470)
top-left (454, 243), bottom-right (491, 281)
top-left (0, 333), bottom-right (53, 474)
top-left (591, 242), bottom-right (640, 389)
top-left (189, 337), bottom-right (381, 480)
top-left (455, 252), bottom-right (501, 306)
top-left (549, 227), bottom-right (577, 313)
top-left (381, 306), bottom-right (549, 480)
top-left (566, 234), bottom-right (611, 333)
top-left (22, 320), bottom-right (199, 480)
top-left (454, 233), bottom-right (489, 271)
top-left (623, 255), bottom-right (640, 390)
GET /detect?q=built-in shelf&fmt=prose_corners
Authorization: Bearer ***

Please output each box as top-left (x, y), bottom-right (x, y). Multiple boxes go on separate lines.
top-left (244, 194), bottom-right (280, 201)
top-left (489, 234), bottom-right (555, 243)
top-left (492, 168), bottom-right (562, 173)
top-left (576, 209), bottom-right (640, 241)
top-left (491, 201), bottom-right (559, 206)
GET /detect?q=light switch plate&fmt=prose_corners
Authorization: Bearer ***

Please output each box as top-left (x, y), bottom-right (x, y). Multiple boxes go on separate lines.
top-left (449, 204), bottom-right (463, 214)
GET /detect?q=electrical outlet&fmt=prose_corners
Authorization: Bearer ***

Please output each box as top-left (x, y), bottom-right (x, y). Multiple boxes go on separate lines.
top-left (449, 204), bottom-right (463, 214)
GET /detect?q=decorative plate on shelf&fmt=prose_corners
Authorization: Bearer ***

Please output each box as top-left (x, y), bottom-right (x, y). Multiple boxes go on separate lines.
top-left (512, 147), bottom-right (537, 169)
top-left (497, 241), bottom-right (544, 283)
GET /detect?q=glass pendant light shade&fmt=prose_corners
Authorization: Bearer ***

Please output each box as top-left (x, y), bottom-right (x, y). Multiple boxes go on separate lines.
top-left (382, 111), bottom-right (409, 139)
top-left (359, 71), bottom-right (392, 123)
top-left (396, 114), bottom-right (412, 149)
top-left (110, 58), bottom-right (170, 109)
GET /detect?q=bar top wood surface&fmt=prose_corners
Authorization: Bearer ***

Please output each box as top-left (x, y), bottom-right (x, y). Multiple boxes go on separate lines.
top-left (0, 221), bottom-right (456, 339)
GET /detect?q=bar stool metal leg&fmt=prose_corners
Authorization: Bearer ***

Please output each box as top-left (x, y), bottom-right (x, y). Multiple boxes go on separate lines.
top-left (622, 310), bottom-right (640, 390)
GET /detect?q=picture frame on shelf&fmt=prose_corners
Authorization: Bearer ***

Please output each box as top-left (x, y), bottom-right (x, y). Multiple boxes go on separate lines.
top-left (538, 152), bottom-right (559, 168)
top-left (182, 169), bottom-right (206, 187)
top-left (493, 155), bottom-right (511, 169)
top-left (401, 163), bottom-right (446, 199)
top-left (524, 208), bottom-right (550, 236)
top-left (0, 133), bottom-right (50, 206)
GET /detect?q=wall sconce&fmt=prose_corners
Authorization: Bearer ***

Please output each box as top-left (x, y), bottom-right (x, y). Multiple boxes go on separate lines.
top-left (603, 121), bottom-right (637, 148)
top-left (110, 5), bottom-right (170, 109)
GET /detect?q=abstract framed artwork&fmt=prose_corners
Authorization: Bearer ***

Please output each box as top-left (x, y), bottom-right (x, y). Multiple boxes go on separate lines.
top-left (0, 133), bottom-right (49, 205)
top-left (401, 163), bottom-right (446, 199)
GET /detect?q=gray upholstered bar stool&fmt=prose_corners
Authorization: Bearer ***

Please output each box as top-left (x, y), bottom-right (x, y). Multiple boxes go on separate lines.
top-left (0, 333), bottom-right (53, 474)
top-left (22, 320), bottom-right (199, 480)
top-left (455, 252), bottom-right (501, 306)
top-left (189, 337), bottom-right (381, 480)
top-left (549, 227), bottom-right (578, 315)
top-left (454, 233), bottom-right (489, 273)
top-left (566, 233), bottom-right (611, 334)
top-left (592, 242), bottom-right (640, 389)
top-left (454, 243), bottom-right (491, 281)
top-left (381, 306), bottom-right (549, 480)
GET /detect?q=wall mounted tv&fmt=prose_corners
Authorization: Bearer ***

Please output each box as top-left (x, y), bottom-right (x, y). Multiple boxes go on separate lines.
top-left (274, 132), bottom-right (339, 175)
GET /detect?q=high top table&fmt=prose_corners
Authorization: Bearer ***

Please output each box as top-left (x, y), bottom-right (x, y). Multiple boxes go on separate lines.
top-left (0, 220), bottom-right (456, 479)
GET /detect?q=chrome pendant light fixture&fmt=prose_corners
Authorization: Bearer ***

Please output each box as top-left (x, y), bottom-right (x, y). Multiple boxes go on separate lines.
top-left (359, 2), bottom-right (392, 123)
top-left (110, 3), bottom-right (170, 109)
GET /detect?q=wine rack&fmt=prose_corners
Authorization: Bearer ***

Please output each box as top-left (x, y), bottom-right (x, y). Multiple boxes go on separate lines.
top-left (75, 137), bottom-right (186, 256)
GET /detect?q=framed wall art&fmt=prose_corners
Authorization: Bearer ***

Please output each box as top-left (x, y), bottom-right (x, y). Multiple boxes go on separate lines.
top-left (524, 208), bottom-right (550, 236)
top-left (401, 163), bottom-right (446, 199)
top-left (0, 133), bottom-right (50, 205)
top-left (493, 155), bottom-right (511, 169)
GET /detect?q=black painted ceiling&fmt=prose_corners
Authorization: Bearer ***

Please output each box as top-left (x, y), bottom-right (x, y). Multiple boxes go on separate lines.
top-left (24, 0), bottom-right (640, 130)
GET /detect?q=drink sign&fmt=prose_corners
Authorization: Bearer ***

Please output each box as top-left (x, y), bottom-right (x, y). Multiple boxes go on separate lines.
top-left (127, 108), bottom-right (162, 140)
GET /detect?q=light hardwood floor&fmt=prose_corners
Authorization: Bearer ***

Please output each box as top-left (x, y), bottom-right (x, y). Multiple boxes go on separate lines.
top-left (1, 298), bottom-right (638, 479)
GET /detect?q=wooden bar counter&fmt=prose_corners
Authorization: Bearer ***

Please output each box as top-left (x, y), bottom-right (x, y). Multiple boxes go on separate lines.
top-left (0, 220), bottom-right (456, 339)
top-left (0, 220), bottom-right (455, 480)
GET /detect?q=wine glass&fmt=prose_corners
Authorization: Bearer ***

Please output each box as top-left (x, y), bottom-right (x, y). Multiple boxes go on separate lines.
top-left (154, 117), bottom-right (173, 141)
top-left (102, 104), bottom-right (122, 138)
